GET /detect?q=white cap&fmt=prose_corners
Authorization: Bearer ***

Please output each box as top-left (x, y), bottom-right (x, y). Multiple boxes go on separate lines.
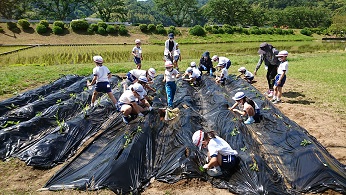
top-left (192, 130), bottom-right (204, 150)
top-left (165, 61), bottom-right (173, 67)
top-left (211, 55), bottom-right (218, 61)
top-left (232, 92), bottom-right (245, 101)
top-left (176, 43), bottom-right (179, 46)
top-left (93, 56), bottom-right (103, 63)
top-left (190, 62), bottom-right (196, 67)
top-left (276, 50), bottom-right (288, 57)
top-left (138, 76), bottom-right (148, 83)
top-left (186, 67), bottom-right (193, 73)
top-left (131, 83), bottom-right (145, 99)
top-left (238, 67), bottom-right (246, 72)
top-left (148, 68), bottom-right (156, 78)
top-left (135, 39), bottom-right (141, 44)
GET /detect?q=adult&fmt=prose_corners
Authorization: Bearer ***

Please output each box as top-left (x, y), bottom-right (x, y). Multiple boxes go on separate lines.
top-left (199, 51), bottom-right (215, 76)
top-left (164, 33), bottom-right (177, 62)
top-left (254, 42), bottom-right (280, 97)
top-left (192, 129), bottom-right (238, 177)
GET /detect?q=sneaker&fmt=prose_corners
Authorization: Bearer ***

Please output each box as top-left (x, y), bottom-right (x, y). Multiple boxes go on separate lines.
top-left (244, 117), bottom-right (255, 125)
top-left (122, 116), bottom-right (130, 124)
top-left (267, 91), bottom-right (273, 97)
top-left (207, 166), bottom-right (223, 177)
top-left (273, 99), bottom-right (281, 104)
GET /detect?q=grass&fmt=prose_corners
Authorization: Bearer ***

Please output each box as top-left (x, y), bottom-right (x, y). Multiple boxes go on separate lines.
top-left (0, 46), bottom-right (30, 54)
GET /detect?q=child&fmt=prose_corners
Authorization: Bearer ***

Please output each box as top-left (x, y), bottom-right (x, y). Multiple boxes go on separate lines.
top-left (211, 55), bottom-right (232, 69)
top-left (125, 68), bottom-right (156, 85)
top-left (87, 55), bottom-right (118, 108)
top-left (229, 92), bottom-right (260, 124)
top-left (163, 61), bottom-right (180, 109)
top-left (173, 43), bottom-right (181, 70)
top-left (132, 39), bottom-right (143, 69)
top-left (272, 50), bottom-right (289, 104)
top-left (215, 63), bottom-right (228, 85)
top-left (183, 67), bottom-right (201, 86)
top-left (237, 67), bottom-right (255, 84)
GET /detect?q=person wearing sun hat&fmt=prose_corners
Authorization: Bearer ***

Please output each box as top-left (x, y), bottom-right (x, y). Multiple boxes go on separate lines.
top-left (272, 50), bottom-right (289, 104)
top-left (87, 55), bottom-right (118, 108)
top-left (164, 33), bottom-right (177, 62)
top-left (163, 60), bottom-right (180, 109)
top-left (192, 129), bottom-right (238, 177)
top-left (215, 63), bottom-right (228, 85)
top-left (132, 39), bottom-right (143, 69)
top-left (211, 55), bottom-right (232, 70)
top-left (228, 92), bottom-right (260, 124)
top-left (237, 67), bottom-right (255, 84)
top-left (183, 66), bottom-right (202, 86)
top-left (199, 51), bottom-right (215, 76)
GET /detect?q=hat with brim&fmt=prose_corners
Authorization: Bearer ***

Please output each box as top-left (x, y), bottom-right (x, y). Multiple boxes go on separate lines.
top-left (232, 92), bottom-right (245, 101)
top-left (165, 61), bottom-right (173, 67)
top-left (190, 62), bottom-right (196, 67)
top-left (202, 51), bottom-right (210, 57)
top-left (132, 83), bottom-right (145, 99)
top-left (93, 55), bottom-right (103, 63)
top-left (148, 68), bottom-right (156, 78)
top-left (238, 67), bottom-right (246, 72)
top-left (192, 130), bottom-right (204, 150)
top-left (276, 50), bottom-right (288, 57)
top-left (258, 42), bottom-right (268, 55)
top-left (168, 33), bottom-right (174, 39)
top-left (138, 76), bottom-right (148, 83)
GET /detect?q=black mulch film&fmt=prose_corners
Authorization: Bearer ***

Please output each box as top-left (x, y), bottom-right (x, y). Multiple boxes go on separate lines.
top-left (0, 74), bottom-right (345, 194)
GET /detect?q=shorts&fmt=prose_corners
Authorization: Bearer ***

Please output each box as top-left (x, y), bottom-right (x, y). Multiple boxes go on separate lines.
top-left (173, 55), bottom-right (180, 62)
top-left (274, 74), bottom-right (286, 87)
top-left (117, 102), bottom-right (133, 112)
top-left (220, 155), bottom-right (237, 171)
top-left (126, 72), bottom-right (137, 83)
top-left (95, 82), bottom-right (111, 93)
top-left (220, 77), bottom-right (226, 84)
top-left (254, 109), bottom-right (261, 123)
top-left (196, 76), bottom-right (202, 82)
top-left (134, 57), bottom-right (141, 65)
top-left (246, 76), bottom-right (254, 81)
top-left (225, 61), bottom-right (231, 69)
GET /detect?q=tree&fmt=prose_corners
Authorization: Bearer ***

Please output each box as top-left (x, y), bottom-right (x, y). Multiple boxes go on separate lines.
top-left (329, 14), bottom-right (346, 37)
top-left (32, 0), bottom-right (86, 20)
top-left (88, 0), bottom-right (127, 22)
top-left (0, 0), bottom-right (31, 19)
top-left (202, 0), bottom-right (249, 26)
top-left (154, 0), bottom-right (199, 27)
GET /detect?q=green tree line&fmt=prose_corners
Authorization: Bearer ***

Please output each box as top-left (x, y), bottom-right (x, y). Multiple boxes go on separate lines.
top-left (0, 0), bottom-right (345, 28)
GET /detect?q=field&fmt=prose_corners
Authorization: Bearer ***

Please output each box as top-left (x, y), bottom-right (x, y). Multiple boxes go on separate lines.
top-left (0, 28), bottom-right (345, 194)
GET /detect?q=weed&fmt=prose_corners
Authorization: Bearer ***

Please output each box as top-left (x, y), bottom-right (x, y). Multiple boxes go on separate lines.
top-left (199, 166), bottom-right (205, 172)
top-left (262, 107), bottom-right (271, 110)
top-left (300, 139), bottom-right (312, 146)
top-left (232, 117), bottom-right (238, 121)
top-left (38, 95), bottom-right (45, 101)
top-left (0, 120), bottom-right (20, 128)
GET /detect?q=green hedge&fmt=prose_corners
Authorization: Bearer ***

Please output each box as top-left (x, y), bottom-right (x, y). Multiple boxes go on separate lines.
top-left (53, 21), bottom-right (65, 29)
top-left (18, 19), bottom-right (30, 29)
top-left (39, 20), bottom-right (49, 28)
top-left (189, 25), bottom-right (206, 36)
top-left (7, 22), bottom-right (17, 30)
top-left (139, 24), bottom-right (147, 32)
top-left (118, 25), bottom-right (128, 35)
top-left (36, 24), bottom-right (47, 34)
top-left (70, 20), bottom-right (89, 31)
top-left (52, 26), bottom-right (63, 35)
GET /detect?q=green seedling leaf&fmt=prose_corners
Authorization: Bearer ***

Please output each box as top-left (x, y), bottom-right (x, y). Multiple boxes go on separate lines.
top-left (232, 117), bottom-right (238, 121)
top-left (56, 99), bottom-right (62, 104)
top-left (250, 160), bottom-right (259, 172)
top-left (69, 93), bottom-right (76, 99)
top-left (240, 146), bottom-right (247, 152)
top-left (300, 139), bottom-right (312, 147)
top-left (199, 166), bottom-right (205, 172)
top-left (230, 128), bottom-right (240, 136)
top-left (36, 112), bottom-right (43, 117)
top-left (262, 107), bottom-right (271, 110)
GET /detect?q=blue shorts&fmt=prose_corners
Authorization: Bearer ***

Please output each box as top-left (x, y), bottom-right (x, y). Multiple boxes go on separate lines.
top-left (220, 155), bottom-right (237, 171)
top-left (134, 57), bottom-right (141, 65)
top-left (225, 61), bottom-right (231, 69)
top-left (246, 76), bottom-right (254, 81)
top-left (127, 72), bottom-right (137, 83)
top-left (274, 74), bottom-right (286, 87)
top-left (196, 76), bottom-right (202, 82)
top-left (95, 82), bottom-right (111, 93)
top-left (173, 55), bottom-right (180, 62)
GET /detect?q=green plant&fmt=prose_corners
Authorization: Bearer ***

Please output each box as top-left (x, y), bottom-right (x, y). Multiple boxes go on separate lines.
top-left (300, 139), bottom-right (312, 146)
top-left (106, 25), bottom-right (116, 34)
top-left (0, 27), bottom-right (4, 33)
top-left (70, 20), bottom-right (89, 31)
top-left (230, 128), bottom-right (239, 136)
top-left (39, 20), bottom-right (49, 28)
top-left (118, 25), bottom-right (128, 36)
top-left (69, 93), bottom-right (76, 99)
top-left (300, 28), bottom-right (313, 36)
top-left (7, 22), bottom-right (18, 30)
top-left (204, 25), bottom-right (212, 33)
top-left (189, 25), bottom-right (206, 36)
top-left (36, 111), bottom-right (43, 117)
top-left (52, 26), bottom-right (63, 35)
top-left (139, 24), bottom-right (147, 32)
top-left (36, 24), bottom-right (47, 34)
top-left (0, 120), bottom-right (20, 128)
top-left (155, 24), bottom-right (166, 35)
top-left (18, 19), bottom-right (30, 29)
top-left (97, 27), bottom-right (107, 35)
top-left (147, 24), bottom-right (156, 32)
top-left (223, 24), bottom-right (234, 34)
top-left (56, 99), bottom-right (62, 104)
top-left (5, 103), bottom-right (18, 109)
top-left (97, 22), bottom-right (107, 29)
top-left (240, 146), bottom-right (247, 152)
top-left (53, 21), bottom-right (65, 29)
top-left (250, 159), bottom-right (259, 172)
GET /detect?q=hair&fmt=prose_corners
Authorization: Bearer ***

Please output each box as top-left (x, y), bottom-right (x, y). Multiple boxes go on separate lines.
top-left (243, 97), bottom-right (256, 110)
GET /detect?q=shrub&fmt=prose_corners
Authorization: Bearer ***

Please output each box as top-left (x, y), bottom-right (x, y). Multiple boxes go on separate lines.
top-left (189, 25), bottom-right (206, 36)
top-left (266, 27), bottom-right (275, 34)
top-left (114, 25), bottom-right (120, 33)
top-left (287, 29), bottom-right (294, 35)
top-left (275, 28), bottom-right (283, 35)
top-left (118, 25), bottom-right (128, 35)
top-left (53, 21), bottom-right (65, 29)
top-left (234, 26), bottom-right (243, 34)
top-left (168, 26), bottom-right (180, 35)
top-left (156, 24), bottom-right (166, 35)
top-left (106, 25), bottom-right (116, 34)
top-left (249, 26), bottom-right (261, 35)
top-left (87, 27), bottom-right (95, 34)
top-left (97, 27), bottom-right (107, 35)
top-left (204, 25), bottom-right (212, 33)
top-left (36, 24), bottom-right (47, 34)
top-left (70, 20), bottom-right (89, 31)
top-left (212, 28), bottom-right (219, 34)
top-left (39, 20), bottom-right (49, 28)
top-left (7, 22), bottom-right (17, 30)
top-left (139, 24), bottom-right (147, 32)
top-left (89, 23), bottom-right (98, 32)
top-left (300, 28), bottom-right (312, 36)
top-left (223, 24), bottom-right (234, 34)
top-left (242, 28), bottom-right (250, 35)
top-left (97, 22), bottom-right (107, 29)
top-left (18, 19), bottom-right (30, 29)
top-left (52, 26), bottom-right (63, 34)
top-left (147, 24), bottom-right (156, 32)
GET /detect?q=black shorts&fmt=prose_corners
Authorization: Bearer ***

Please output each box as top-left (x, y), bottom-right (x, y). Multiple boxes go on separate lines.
top-left (95, 82), bottom-right (112, 93)
top-left (220, 155), bottom-right (237, 171)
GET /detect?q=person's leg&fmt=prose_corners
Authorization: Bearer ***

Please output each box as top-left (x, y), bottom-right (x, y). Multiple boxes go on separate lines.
top-left (277, 87), bottom-right (283, 101)
top-left (91, 91), bottom-right (98, 107)
top-left (107, 92), bottom-right (117, 105)
top-left (171, 82), bottom-right (177, 105)
top-left (121, 104), bottom-right (133, 123)
top-left (137, 63), bottom-right (141, 69)
top-left (165, 82), bottom-right (173, 108)
top-left (268, 65), bottom-right (278, 91)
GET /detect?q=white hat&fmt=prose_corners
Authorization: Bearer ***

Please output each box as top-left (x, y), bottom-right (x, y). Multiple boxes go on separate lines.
top-left (138, 76), bottom-right (148, 83)
top-left (148, 68), bottom-right (156, 78)
top-left (135, 39), bottom-right (141, 44)
top-left (186, 67), bottom-right (193, 73)
top-left (165, 61), bottom-right (173, 67)
top-left (190, 62), bottom-right (196, 67)
top-left (211, 55), bottom-right (218, 61)
top-left (276, 50), bottom-right (288, 57)
top-left (192, 130), bottom-right (204, 150)
top-left (131, 83), bottom-right (145, 99)
top-left (93, 56), bottom-right (103, 63)
top-left (238, 67), bottom-right (246, 72)
top-left (232, 92), bottom-right (245, 101)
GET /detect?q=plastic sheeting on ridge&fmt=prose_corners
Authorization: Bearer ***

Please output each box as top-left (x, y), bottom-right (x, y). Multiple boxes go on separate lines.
top-left (0, 74), bottom-right (345, 194)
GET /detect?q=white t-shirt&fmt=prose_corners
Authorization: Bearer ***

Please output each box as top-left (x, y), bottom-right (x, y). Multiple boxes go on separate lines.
top-left (132, 46), bottom-right (142, 58)
top-left (244, 70), bottom-right (254, 78)
top-left (218, 57), bottom-right (230, 65)
top-left (208, 136), bottom-right (238, 157)
top-left (173, 49), bottom-right (180, 57)
top-left (277, 61), bottom-right (288, 75)
top-left (129, 69), bottom-right (146, 79)
top-left (220, 67), bottom-right (228, 78)
top-left (118, 90), bottom-right (137, 104)
top-left (164, 40), bottom-right (177, 55)
top-left (93, 65), bottom-right (110, 82)
top-left (190, 68), bottom-right (201, 78)
top-left (165, 68), bottom-right (179, 82)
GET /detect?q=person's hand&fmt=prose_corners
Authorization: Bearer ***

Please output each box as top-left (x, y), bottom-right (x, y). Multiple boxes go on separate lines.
top-left (232, 109), bottom-right (238, 112)
top-left (203, 164), bottom-right (209, 169)
top-left (148, 106), bottom-right (153, 111)
top-left (254, 71), bottom-right (257, 75)
top-left (277, 80), bottom-right (281, 85)
top-left (162, 79), bottom-right (165, 82)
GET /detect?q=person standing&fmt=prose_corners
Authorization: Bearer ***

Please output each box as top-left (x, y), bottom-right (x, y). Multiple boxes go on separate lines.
top-left (254, 42), bottom-right (280, 97)
top-left (192, 129), bottom-right (238, 177)
top-left (272, 50), bottom-right (289, 104)
top-left (132, 39), bottom-right (143, 69)
top-left (199, 51), bottom-right (215, 76)
top-left (173, 43), bottom-right (181, 71)
top-left (163, 61), bottom-right (180, 109)
top-left (87, 55), bottom-right (118, 108)
top-left (164, 33), bottom-right (177, 62)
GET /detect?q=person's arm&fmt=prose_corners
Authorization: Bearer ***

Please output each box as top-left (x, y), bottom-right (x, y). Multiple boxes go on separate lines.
top-left (228, 102), bottom-right (239, 111)
top-left (107, 72), bottom-right (112, 79)
top-left (254, 55), bottom-right (264, 75)
top-left (89, 75), bottom-right (97, 86)
top-left (163, 73), bottom-right (166, 82)
top-left (232, 108), bottom-right (246, 116)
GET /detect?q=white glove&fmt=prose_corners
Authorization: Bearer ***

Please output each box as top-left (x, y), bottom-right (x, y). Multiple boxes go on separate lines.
top-left (149, 106), bottom-right (153, 111)
top-left (203, 164), bottom-right (209, 169)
